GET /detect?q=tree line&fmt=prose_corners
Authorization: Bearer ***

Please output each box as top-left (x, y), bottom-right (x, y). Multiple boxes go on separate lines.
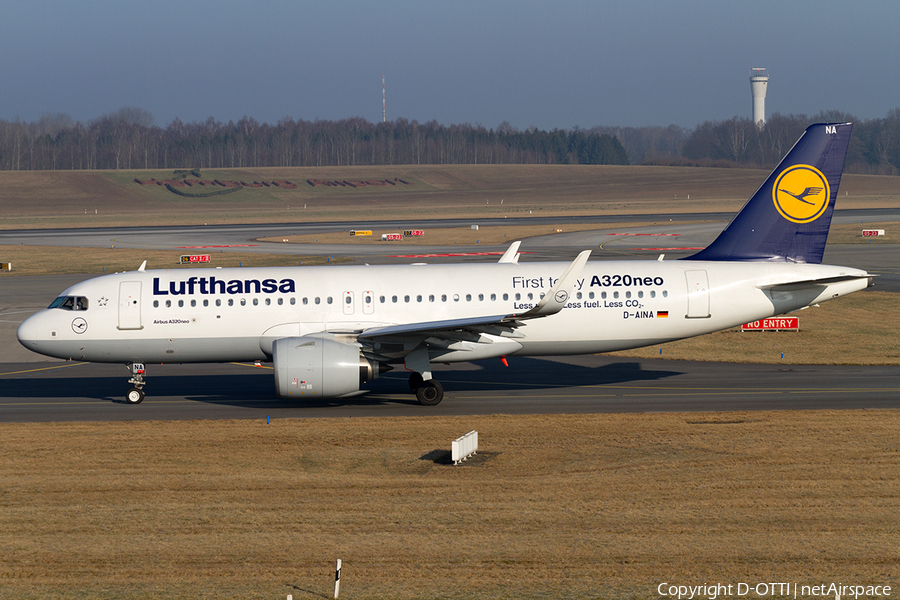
top-left (591, 109), bottom-right (900, 175)
top-left (1, 106), bottom-right (899, 174)
top-left (0, 108), bottom-right (627, 171)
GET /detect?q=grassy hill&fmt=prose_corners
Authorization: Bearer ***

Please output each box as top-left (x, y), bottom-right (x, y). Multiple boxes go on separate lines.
top-left (2, 164), bottom-right (899, 229)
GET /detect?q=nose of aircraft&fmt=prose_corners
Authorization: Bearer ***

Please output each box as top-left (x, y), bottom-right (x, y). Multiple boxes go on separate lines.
top-left (17, 310), bottom-right (47, 353)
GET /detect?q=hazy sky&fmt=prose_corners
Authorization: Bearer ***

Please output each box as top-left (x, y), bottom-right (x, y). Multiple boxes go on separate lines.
top-left (3, 0), bottom-right (899, 130)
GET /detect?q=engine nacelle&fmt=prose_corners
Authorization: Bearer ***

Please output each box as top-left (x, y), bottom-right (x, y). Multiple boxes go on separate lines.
top-left (273, 336), bottom-right (381, 398)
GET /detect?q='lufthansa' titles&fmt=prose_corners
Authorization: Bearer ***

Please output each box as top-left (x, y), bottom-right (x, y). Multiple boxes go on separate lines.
top-left (153, 276), bottom-right (296, 296)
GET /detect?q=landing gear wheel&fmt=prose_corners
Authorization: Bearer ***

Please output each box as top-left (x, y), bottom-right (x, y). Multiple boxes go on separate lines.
top-left (126, 387), bottom-right (145, 404)
top-left (415, 379), bottom-right (444, 406)
top-left (408, 372), bottom-right (424, 391)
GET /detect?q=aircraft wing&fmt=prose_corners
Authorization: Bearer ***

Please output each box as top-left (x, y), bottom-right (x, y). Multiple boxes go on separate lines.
top-left (358, 314), bottom-right (518, 340)
top-left (356, 250), bottom-right (591, 352)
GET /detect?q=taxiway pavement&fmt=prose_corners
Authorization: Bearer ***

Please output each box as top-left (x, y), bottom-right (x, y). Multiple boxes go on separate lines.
top-left (2, 357), bottom-right (898, 423)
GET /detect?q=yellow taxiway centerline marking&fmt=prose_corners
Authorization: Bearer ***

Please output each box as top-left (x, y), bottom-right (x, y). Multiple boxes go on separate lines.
top-left (0, 362), bottom-right (89, 376)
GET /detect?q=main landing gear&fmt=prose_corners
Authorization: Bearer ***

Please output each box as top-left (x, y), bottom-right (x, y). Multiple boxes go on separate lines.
top-left (126, 362), bottom-right (146, 404)
top-left (408, 372), bottom-right (444, 406)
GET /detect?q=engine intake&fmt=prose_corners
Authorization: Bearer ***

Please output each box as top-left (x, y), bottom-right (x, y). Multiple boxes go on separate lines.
top-left (273, 336), bottom-right (386, 398)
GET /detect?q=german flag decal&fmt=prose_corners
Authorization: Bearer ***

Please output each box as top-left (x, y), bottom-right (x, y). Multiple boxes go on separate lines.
top-left (656, 311), bottom-right (669, 318)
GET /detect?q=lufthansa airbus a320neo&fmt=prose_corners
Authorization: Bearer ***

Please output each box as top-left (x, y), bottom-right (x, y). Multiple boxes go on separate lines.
top-left (18, 123), bottom-right (871, 405)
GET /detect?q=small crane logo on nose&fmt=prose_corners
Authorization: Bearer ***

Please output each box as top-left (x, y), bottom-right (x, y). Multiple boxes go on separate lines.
top-left (72, 318), bottom-right (88, 334)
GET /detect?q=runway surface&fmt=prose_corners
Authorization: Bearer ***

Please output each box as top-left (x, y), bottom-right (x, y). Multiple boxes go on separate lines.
top-left (2, 211), bottom-right (898, 422)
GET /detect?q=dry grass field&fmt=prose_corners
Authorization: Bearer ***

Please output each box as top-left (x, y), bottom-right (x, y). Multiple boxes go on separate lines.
top-left (2, 412), bottom-right (898, 600)
top-left (2, 165), bottom-right (899, 229)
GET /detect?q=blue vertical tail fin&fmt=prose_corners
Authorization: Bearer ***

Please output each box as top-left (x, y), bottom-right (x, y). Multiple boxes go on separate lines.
top-left (684, 122), bottom-right (852, 264)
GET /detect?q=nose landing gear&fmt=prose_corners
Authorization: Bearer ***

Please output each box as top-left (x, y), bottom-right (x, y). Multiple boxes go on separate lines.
top-left (126, 362), bottom-right (146, 404)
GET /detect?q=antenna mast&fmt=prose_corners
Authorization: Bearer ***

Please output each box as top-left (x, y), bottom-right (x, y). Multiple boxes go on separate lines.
top-left (382, 74), bottom-right (386, 123)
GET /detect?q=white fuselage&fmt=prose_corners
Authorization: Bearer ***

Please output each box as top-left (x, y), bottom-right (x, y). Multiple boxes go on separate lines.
top-left (17, 259), bottom-right (870, 365)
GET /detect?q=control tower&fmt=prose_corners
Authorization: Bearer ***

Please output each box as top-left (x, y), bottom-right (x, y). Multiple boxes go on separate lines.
top-left (750, 68), bottom-right (769, 127)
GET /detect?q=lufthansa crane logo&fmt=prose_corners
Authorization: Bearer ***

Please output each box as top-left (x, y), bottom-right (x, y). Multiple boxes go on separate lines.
top-left (72, 317), bottom-right (88, 334)
top-left (772, 164), bottom-right (830, 223)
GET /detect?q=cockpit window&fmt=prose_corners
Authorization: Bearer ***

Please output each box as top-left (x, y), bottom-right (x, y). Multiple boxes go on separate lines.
top-left (48, 295), bottom-right (89, 311)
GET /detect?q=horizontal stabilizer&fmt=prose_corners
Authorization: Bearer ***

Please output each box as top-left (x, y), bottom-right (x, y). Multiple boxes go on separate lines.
top-left (757, 274), bottom-right (874, 291)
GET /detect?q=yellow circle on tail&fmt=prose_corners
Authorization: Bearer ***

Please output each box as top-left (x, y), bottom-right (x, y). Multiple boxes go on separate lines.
top-left (772, 164), bottom-right (830, 223)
